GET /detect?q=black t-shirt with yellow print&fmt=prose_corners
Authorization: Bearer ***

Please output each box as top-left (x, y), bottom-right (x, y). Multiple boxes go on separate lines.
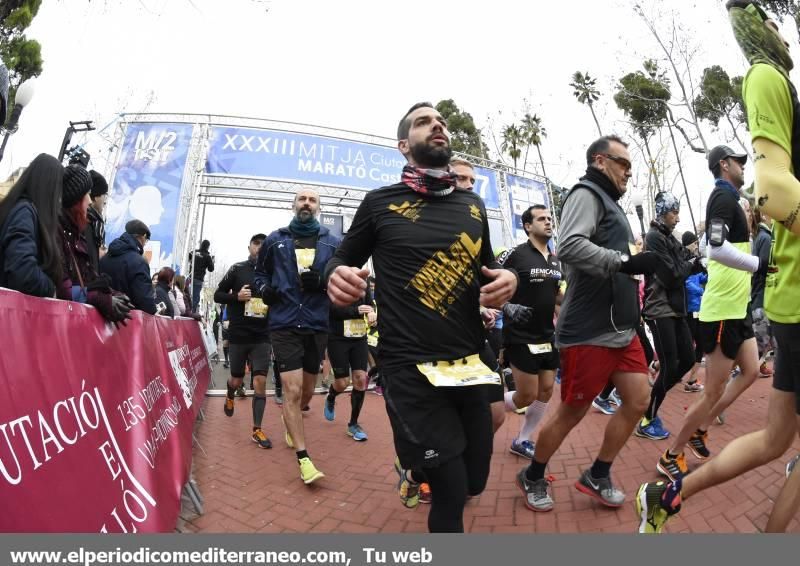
top-left (325, 182), bottom-right (507, 369)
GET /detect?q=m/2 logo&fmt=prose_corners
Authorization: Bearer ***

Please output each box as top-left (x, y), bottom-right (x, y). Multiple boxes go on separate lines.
top-left (134, 130), bottom-right (178, 162)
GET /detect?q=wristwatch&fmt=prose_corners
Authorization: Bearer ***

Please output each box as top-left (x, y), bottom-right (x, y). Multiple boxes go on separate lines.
top-left (620, 252), bottom-right (631, 264)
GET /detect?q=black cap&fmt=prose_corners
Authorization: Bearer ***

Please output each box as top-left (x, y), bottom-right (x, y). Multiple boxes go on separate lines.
top-left (125, 219), bottom-right (151, 240)
top-left (708, 145), bottom-right (747, 170)
top-left (250, 233), bottom-right (267, 243)
top-left (681, 231), bottom-right (698, 247)
top-left (89, 170), bottom-right (109, 198)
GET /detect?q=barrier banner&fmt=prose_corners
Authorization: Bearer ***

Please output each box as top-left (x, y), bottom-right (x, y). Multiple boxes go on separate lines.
top-left (0, 289), bottom-right (209, 532)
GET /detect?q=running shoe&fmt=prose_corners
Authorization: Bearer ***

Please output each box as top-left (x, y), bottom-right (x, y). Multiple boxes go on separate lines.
top-left (592, 396), bottom-right (616, 415)
top-left (372, 385), bottom-right (384, 396)
top-left (223, 361), bottom-right (230, 369)
top-left (509, 439), bottom-right (536, 459)
top-left (683, 380), bottom-right (704, 392)
top-left (504, 368), bottom-right (516, 391)
top-left (394, 457), bottom-right (419, 509)
top-left (635, 416), bottom-right (670, 440)
top-left (609, 388), bottom-right (622, 406)
top-left (688, 430), bottom-right (710, 459)
top-left (299, 457), bottom-right (324, 485)
top-left (759, 362), bottom-right (773, 378)
top-left (347, 423), bottom-right (368, 441)
top-left (302, 404), bottom-right (311, 412)
top-left (716, 412), bottom-right (726, 425)
top-left (656, 450), bottom-right (688, 481)
top-left (419, 482), bottom-right (432, 504)
top-left (514, 405), bottom-right (527, 415)
top-left (516, 468), bottom-right (554, 512)
top-left (324, 395), bottom-right (335, 421)
top-left (635, 480), bottom-right (681, 534)
top-left (251, 428), bottom-right (273, 449)
top-left (575, 469), bottom-right (625, 507)
top-left (223, 397), bottom-right (234, 417)
top-left (554, 369), bottom-right (561, 385)
top-left (275, 395), bottom-right (283, 406)
top-left (235, 384), bottom-right (246, 397)
top-left (281, 415), bottom-right (293, 448)
top-left (786, 454), bottom-right (800, 478)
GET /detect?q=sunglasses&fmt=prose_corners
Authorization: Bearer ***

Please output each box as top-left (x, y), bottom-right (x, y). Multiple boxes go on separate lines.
top-left (599, 153), bottom-right (632, 171)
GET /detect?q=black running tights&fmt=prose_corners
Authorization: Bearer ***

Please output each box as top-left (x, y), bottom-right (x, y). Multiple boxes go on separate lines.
top-left (645, 317), bottom-right (695, 421)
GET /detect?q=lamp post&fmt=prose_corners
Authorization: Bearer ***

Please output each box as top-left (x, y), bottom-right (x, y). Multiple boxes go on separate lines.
top-left (0, 78), bottom-right (36, 164)
top-left (631, 192), bottom-right (646, 241)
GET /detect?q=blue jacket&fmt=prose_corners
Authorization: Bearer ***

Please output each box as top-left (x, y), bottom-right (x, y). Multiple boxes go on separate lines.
top-left (0, 200), bottom-right (56, 297)
top-left (100, 232), bottom-right (157, 314)
top-left (255, 225), bottom-right (340, 332)
top-left (685, 272), bottom-right (708, 314)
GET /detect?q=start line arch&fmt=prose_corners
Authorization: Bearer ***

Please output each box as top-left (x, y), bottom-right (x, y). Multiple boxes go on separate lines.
top-left (104, 113), bottom-right (555, 278)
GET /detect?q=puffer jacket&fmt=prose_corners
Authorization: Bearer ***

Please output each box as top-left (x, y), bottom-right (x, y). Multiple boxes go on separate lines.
top-left (642, 221), bottom-right (695, 319)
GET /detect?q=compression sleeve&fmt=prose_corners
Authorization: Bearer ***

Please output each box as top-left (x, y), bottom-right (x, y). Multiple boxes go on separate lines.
top-left (752, 137), bottom-right (800, 236)
top-left (707, 239), bottom-right (759, 273)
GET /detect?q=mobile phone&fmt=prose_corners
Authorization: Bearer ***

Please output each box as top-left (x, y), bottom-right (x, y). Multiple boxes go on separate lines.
top-left (708, 220), bottom-right (726, 246)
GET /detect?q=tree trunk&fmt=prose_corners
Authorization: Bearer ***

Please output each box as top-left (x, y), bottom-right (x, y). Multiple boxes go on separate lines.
top-left (642, 136), bottom-right (660, 220)
top-left (589, 103), bottom-right (603, 136)
top-left (665, 120), bottom-right (698, 234)
top-left (725, 112), bottom-right (753, 159)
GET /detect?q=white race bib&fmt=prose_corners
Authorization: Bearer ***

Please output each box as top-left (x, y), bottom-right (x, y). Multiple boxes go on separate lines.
top-left (417, 354), bottom-right (500, 387)
top-left (343, 318), bottom-right (367, 338)
top-left (244, 297), bottom-right (268, 319)
top-left (527, 342), bottom-right (553, 355)
top-left (296, 249), bottom-right (316, 273)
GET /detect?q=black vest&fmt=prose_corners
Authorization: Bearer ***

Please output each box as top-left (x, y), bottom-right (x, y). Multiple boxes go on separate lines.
top-left (557, 180), bottom-right (640, 345)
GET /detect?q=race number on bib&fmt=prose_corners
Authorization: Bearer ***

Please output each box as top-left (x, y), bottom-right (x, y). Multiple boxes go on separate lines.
top-left (367, 333), bottom-right (378, 347)
top-left (527, 342), bottom-right (552, 355)
top-left (343, 318), bottom-right (367, 338)
top-left (244, 297), bottom-right (268, 318)
top-left (417, 354), bottom-right (500, 387)
top-left (296, 249), bottom-right (316, 272)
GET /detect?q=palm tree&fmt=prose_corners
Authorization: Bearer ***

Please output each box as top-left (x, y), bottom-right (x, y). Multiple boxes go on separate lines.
top-left (521, 113), bottom-right (547, 178)
top-left (501, 124), bottom-right (523, 173)
top-left (570, 71), bottom-right (603, 136)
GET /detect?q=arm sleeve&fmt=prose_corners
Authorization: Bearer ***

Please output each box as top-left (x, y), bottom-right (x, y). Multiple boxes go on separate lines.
top-left (707, 239), bottom-right (759, 272)
top-left (129, 262), bottom-right (157, 314)
top-left (324, 195), bottom-right (376, 282)
top-left (213, 266), bottom-right (237, 304)
top-left (557, 188), bottom-right (622, 277)
top-left (3, 205), bottom-right (56, 298)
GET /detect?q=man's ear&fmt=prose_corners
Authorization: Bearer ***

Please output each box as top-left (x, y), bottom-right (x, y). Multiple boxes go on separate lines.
top-left (398, 139), bottom-right (409, 157)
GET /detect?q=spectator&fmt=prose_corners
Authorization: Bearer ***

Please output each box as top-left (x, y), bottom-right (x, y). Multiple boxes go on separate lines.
top-left (154, 267), bottom-right (176, 317)
top-left (189, 239), bottom-right (214, 311)
top-left (85, 170), bottom-right (109, 272)
top-left (173, 274), bottom-right (187, 315)
top-left (100, 219), bottom-right (157, 314)
top-left (174, 274), bottom-right (193, 315)
top-left (57, 165), bottom-right (132, 325)
top-left (0, 154), bottom-right (63, 297)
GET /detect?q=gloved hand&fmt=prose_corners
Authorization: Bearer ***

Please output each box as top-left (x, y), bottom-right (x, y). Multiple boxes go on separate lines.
top-left (619, 251), bottom-right (660, 276)
top-left (502, 303), bottom-right (534, 324)
top-left (259, 285), bottom-right (279, 305)
top-left (110, 295), bottom-right (135, 328)
top-left (300, 269), bottom-right (322, 292)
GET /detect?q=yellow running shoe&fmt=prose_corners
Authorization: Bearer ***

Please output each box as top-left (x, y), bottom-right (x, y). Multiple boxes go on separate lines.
top-left (299, 457), bottom-right (325, 485)
top-left (635, 481), bottom-right (680, 534)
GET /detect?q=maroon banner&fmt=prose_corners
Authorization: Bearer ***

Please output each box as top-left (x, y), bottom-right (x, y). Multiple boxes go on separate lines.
top-left (0, 288), bottom-right (210, 532)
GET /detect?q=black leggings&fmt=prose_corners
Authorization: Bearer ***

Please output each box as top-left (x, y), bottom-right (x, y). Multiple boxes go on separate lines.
top-left (645, 317), bottom-right (695, 421)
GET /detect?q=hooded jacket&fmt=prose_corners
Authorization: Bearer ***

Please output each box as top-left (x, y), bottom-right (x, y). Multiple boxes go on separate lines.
top-left (0, 200), bottom-right (56, 297)
top-left (100, 232), bottom-right (157, 314)
top-left (642, 221), bottom-right (695, 319)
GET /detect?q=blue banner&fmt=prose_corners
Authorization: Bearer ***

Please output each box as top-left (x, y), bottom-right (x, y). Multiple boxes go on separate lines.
top-left (106, 122), bottom-right (194, 270)
top-left (506, 173), bottom-right (549, 241)
top-left (206, 126), bottom-right (405, 191)
top-left (473, 166), bottom-right (500, 209)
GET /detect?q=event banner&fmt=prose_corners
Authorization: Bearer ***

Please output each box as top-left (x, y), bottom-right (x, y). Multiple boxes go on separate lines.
top-left (473, 166), bottom-right (500, 209)
top-left (0, 289), bottom-right (210, 532)
top-left (506, 173), bottom-right (549, 242)
top-left (106, 122), bottom-right (195, 270)
top-left (319, 213), bottom-right (344, 239)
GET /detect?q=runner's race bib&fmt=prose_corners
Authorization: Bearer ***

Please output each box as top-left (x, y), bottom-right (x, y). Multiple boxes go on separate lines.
top-left (244, 297), bottom-right (268, 319)
top-left (343, 318), bottom-right (367, 338)
top-left (296, 249), bottom-right (316, 273)
top-left (417, 354), bottom-right (500, 387)
top-left (527, 342), bottom-right (553, 355)
top-left (367, 332), bottom-right (378, 347)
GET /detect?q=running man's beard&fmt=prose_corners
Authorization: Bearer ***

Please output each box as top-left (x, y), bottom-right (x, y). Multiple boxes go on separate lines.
top-left (410, 142), bottom-right (452, 168)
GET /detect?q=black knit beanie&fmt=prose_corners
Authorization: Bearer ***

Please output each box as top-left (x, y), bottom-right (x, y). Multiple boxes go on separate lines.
top-left (62, 165), bottom-right (92, 209)
top-left (89, 170), bottom-right (109, 198)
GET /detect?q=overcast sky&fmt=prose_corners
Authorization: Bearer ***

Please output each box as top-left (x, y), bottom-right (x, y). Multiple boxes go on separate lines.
top-left (3, 0), bottom-right (797, 269)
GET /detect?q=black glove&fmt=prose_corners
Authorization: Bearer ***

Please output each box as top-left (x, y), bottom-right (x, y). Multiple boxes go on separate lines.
top-left (111, 295), bottom-right (135, 328)
top-left (619, 251), bottom-right (660, 276)
top-left (300, 269), bottom-right (322, 292)
top-left (260, 285), bottom-right (279, 305)
top-left (502, 303), bottom-right (534, 324)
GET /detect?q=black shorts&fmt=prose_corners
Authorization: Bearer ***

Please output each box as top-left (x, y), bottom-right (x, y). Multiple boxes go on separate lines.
top-left (221, 327), bottom-right (230, 341)
top-left (771, 322), bottom-right (800, 414)
top-left (228, 341), bottom-right (271, 378)
top-left (504, 342), bottom-right (560, 374)
top-left (383, 364), bottom-right (492, 470)
top-left (698, 314), bottom-right (755, 360)
top-left (271, 329), bottom-right (328, 373)
top-left (686, 315), bottom-right (704, 364)
top-left (328, 337), bottom-right (369, 377)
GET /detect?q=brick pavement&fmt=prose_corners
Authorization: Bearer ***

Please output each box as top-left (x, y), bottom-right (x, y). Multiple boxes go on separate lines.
top-left (186, 370), bottom-right (800, 533)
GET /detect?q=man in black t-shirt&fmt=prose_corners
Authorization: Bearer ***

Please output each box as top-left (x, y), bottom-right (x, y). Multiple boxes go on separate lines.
top-left (498, 204), bottom-right (562, 460)
top-left (214, 233), bottom-right (273, 449)
top-left (325, 102), bottom-right (517, 533)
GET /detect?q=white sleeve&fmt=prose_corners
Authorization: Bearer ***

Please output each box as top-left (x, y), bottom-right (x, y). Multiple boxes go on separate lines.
top-left (707, 239), bottom-right (759, 273)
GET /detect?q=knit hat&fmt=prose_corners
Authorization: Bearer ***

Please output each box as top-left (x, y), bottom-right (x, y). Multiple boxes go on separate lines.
top-left (654, 192), bottom-right (680, 218)
top-left (681, 231), bottom-right (698, 247)
top-left (62, 165), bottom-right (93, 209)
top-left (89, 170), bottom-right (109, 198)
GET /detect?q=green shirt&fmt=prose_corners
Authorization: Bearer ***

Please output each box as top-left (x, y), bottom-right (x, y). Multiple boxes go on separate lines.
top-left (743, 63), bottom-right (800, 323)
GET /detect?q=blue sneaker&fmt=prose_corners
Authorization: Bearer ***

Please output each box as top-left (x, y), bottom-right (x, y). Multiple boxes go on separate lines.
top-left (592, 397), bottom-right (616, 415)
top-left (347, 423), bottom-right (368, 441)
top-left (635, 416), bottom-right (670, 440)
top-left (609, 388), bottom-right (622, 406)
top-left (555, 369), bottom-right (561, 385)
top-left (510, 439), bottom-right (536, 459)
top-left (324, 395), bottom-right (335, 421)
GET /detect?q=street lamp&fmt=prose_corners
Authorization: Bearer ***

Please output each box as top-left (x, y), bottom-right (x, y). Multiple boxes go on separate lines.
top-left (0, 78), bottom-right (36, 164)
top-left (631, 192), bottom-right (646, 241)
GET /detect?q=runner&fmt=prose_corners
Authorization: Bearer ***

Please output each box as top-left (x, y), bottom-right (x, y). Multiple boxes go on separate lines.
top-left (516, 135), bottom-right (659, 512)
top-left (255, 188), bottom-right (341, 485)
top-left (213, 233), bottom-right (273, 449)
top-left (325, 102), bottom-right (517, 532)
top-left (682, 231), bottom-right (707, 392)
top-left (637, 1), bottom-right (800, 533)
top-left (750, 207), bottom-right (775, 377)
top-left (497, 204), bottom-right (562, 459)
